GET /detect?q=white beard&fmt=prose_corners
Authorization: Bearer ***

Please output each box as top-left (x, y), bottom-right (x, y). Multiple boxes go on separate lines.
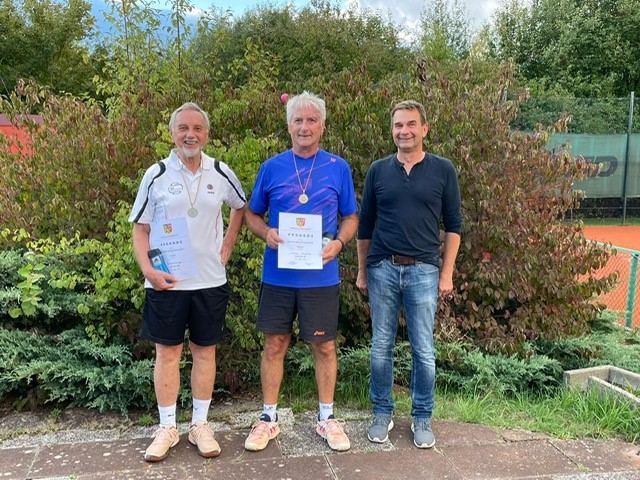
top-left (178, 145), bottom-right (202, 159)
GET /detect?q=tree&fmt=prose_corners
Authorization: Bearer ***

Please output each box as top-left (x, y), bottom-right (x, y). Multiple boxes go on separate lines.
top-left (419, 0), bottom-right (472, 63)
top-left (491, 0), bottom-right (640, 97)
top-left (0, 0), bottom-right (98, 96)
top-left (189, 0), bottom-right (412, 87)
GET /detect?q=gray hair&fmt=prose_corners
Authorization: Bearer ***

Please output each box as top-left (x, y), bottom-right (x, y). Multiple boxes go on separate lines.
top-left (286, 91), bottom-right (326, 124)
top-left (391, 100), bottom-right (427, 128)
top-left (168, 102), bottom-right (210, 131)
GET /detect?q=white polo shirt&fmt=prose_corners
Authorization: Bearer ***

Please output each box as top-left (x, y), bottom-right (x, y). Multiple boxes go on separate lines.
top-left (129, 151), bottom-right (246, 290)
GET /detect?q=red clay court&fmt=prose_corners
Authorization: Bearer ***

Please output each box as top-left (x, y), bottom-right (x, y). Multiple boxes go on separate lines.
top-left (582, 225), bottom-right (640, 328)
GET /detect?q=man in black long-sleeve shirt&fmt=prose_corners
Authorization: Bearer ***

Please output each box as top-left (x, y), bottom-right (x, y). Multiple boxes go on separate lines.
top-left (356, 100), bottom-right (462, 449)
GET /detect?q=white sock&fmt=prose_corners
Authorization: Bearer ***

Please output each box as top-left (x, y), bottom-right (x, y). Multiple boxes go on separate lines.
top-left (192, 397), bottom-right (211, 424)
top-left (158, 404), bottom-right (177, 428)
top-left (319, 402), bottom-right (334, 421)
top-left (262, 403), bottom-right (278, 422)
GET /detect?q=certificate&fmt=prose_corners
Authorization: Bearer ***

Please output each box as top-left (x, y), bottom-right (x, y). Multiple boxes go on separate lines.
top-left (278, 212), bottom-right (323, 270)
top-left (149, 217), bottom-right (199, 280)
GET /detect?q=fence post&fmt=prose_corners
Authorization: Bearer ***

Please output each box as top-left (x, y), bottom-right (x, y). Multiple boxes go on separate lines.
top-left (626, 252), bottom-right (638, 328)
top-left (621, 91), bottom-right (635, 225)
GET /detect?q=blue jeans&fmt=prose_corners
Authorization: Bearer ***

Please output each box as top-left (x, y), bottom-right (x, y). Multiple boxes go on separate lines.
top-left (367, 258), bottom-right (439, 420)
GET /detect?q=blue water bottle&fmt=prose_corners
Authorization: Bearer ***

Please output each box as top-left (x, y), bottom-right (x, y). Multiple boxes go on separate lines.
top-left (148, 248), bottom-right (171, 274)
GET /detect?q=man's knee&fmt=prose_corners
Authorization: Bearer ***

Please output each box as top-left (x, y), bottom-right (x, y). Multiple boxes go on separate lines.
top-left (311, 340), bottom-right (336, 359)
top-left (263, 334), bottom-right (290, 360)
top-left (190, 343), bottom-right (216, 363)
top-left (155, 343), bottom-right (183, 365)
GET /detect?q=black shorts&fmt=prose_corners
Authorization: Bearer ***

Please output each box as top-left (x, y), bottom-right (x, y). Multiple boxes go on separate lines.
top-left (140, 284), bottom-right (230, 346)
top-left (256, 283), bottom-right (340, 342)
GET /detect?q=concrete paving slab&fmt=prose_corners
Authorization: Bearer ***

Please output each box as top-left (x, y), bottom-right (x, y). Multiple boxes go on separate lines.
top-left (443, 440), bottom-right (581, 479)
top-left (550, 438), bottom-right (640, 473)
top-left (27, 436), bottom-right (214, 479)
top-left (499, 427), bottom-right (551, 442)
top-left (202, 454), bottom-right (334, 479)
top-left (339, 419), bottom-right (398, 453)
top-left (386, 416), bottom-right (418, 450)
top-left (554, 473), bottom-right (640, 480)
top-left (216, 429), bottom-right (284, 461)
top-left (433, 419), bottom-right (505, 447)
top-left (74, 464), bottom-right (200, 480)
top-left (0, 446), bottom-right (37, 479)
top-left (28, 438), bottom-right (151, 478)
top-left (277, 411), bottom-right (364, 457)
top-left (328, 448), bottom-right (463, 480)
top-left (3, 408), bottom-right (639, 480)
top-left (385, 417), bottom-right (505, 451)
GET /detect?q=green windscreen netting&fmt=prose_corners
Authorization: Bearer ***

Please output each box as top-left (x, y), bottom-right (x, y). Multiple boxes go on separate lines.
top-left (548, 134), bottom-right (640, 198)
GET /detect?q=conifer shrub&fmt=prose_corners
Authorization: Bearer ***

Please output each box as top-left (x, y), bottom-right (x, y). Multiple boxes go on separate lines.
top-left (0, 327), bottom-right (154, 413)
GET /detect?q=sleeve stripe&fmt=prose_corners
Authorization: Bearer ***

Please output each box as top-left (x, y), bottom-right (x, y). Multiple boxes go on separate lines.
top-left (131, 162), bottom-right (166, 223)
top-left (214, 160), bottom-right (246, 204)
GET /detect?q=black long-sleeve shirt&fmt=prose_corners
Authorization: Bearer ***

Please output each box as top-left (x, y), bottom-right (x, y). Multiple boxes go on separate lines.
top-left (358, 153), bottom-right (462, 267)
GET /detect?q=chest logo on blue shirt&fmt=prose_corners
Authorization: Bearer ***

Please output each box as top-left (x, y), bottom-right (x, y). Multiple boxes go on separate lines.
top-left (168, 182), bottom-right (183, 195)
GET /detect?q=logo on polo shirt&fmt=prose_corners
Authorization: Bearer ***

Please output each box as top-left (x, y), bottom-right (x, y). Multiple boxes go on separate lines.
top-left (168, 182), bottom-right (183, 195)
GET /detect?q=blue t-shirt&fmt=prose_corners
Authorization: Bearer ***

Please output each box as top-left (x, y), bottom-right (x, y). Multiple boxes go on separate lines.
top-left (249, 148), bottom-right (358, 287)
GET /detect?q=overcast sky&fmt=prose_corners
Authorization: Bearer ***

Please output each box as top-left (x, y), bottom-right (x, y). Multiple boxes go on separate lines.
top-left (93, 0), bottom-right (507, 30)
top-left (183, 0), bottom-right (503, 29)
top-left (358, 0), bottom-right (501, 28)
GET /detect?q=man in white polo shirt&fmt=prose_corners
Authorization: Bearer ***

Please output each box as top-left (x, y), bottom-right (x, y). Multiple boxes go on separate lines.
top-left (129, 102), bottom-right (246, 462)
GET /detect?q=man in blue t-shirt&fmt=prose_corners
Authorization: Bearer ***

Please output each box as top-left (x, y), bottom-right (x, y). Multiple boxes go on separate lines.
top-left (244, 92), bottom-right (359, 453)
top-left (357, 100), bottom-right (462, 449)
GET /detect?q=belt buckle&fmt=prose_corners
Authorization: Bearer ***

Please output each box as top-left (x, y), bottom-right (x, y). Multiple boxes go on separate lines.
top-left (391, 255), bottom-right (414, 265)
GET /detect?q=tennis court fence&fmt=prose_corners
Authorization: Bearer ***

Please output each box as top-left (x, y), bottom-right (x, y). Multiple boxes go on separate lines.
top-left (591, 242), bottom-right (640, 328)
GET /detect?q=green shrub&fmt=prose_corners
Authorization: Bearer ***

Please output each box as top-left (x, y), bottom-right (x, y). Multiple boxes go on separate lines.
top-left (0, 81), bottom-right (161, 240)
top-left (0, 327), bottom-right (154, 413)
top-left (286, 340), bottom-right (563, 400)
top-left (532, 312), bottom-right (640, 373)
top-left (0, 232), bottom-right (99, 332)
top-left (0, 223), bottom-right (144, 344)
top-left (439, 350), bottom-right (563, 394)
top-left (412, 60), bottom-right (616, 352)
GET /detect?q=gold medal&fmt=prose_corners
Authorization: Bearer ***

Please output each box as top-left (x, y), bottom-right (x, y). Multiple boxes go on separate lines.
top-left (293, 150), bottom-right (317, 206)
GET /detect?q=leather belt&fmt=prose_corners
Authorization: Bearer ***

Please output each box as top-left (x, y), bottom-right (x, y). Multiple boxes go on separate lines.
top-left (390, 255), bottom-right (417, 265)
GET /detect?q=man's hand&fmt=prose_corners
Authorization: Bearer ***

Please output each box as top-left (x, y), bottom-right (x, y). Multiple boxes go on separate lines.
top-left (321, 239), bottom-right (342, 265)
top-left (438, 271), bottom-right (454, 299)
top-left (356, 269), bottom-right (368, 296)
top-left (265, 228), bottom-right (284, 250)
top-left (145, 269), bottom-right (178, 291)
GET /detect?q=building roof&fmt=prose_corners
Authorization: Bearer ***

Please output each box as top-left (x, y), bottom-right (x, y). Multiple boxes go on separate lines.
top-left (0, 114), bottom-right (43, 126)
